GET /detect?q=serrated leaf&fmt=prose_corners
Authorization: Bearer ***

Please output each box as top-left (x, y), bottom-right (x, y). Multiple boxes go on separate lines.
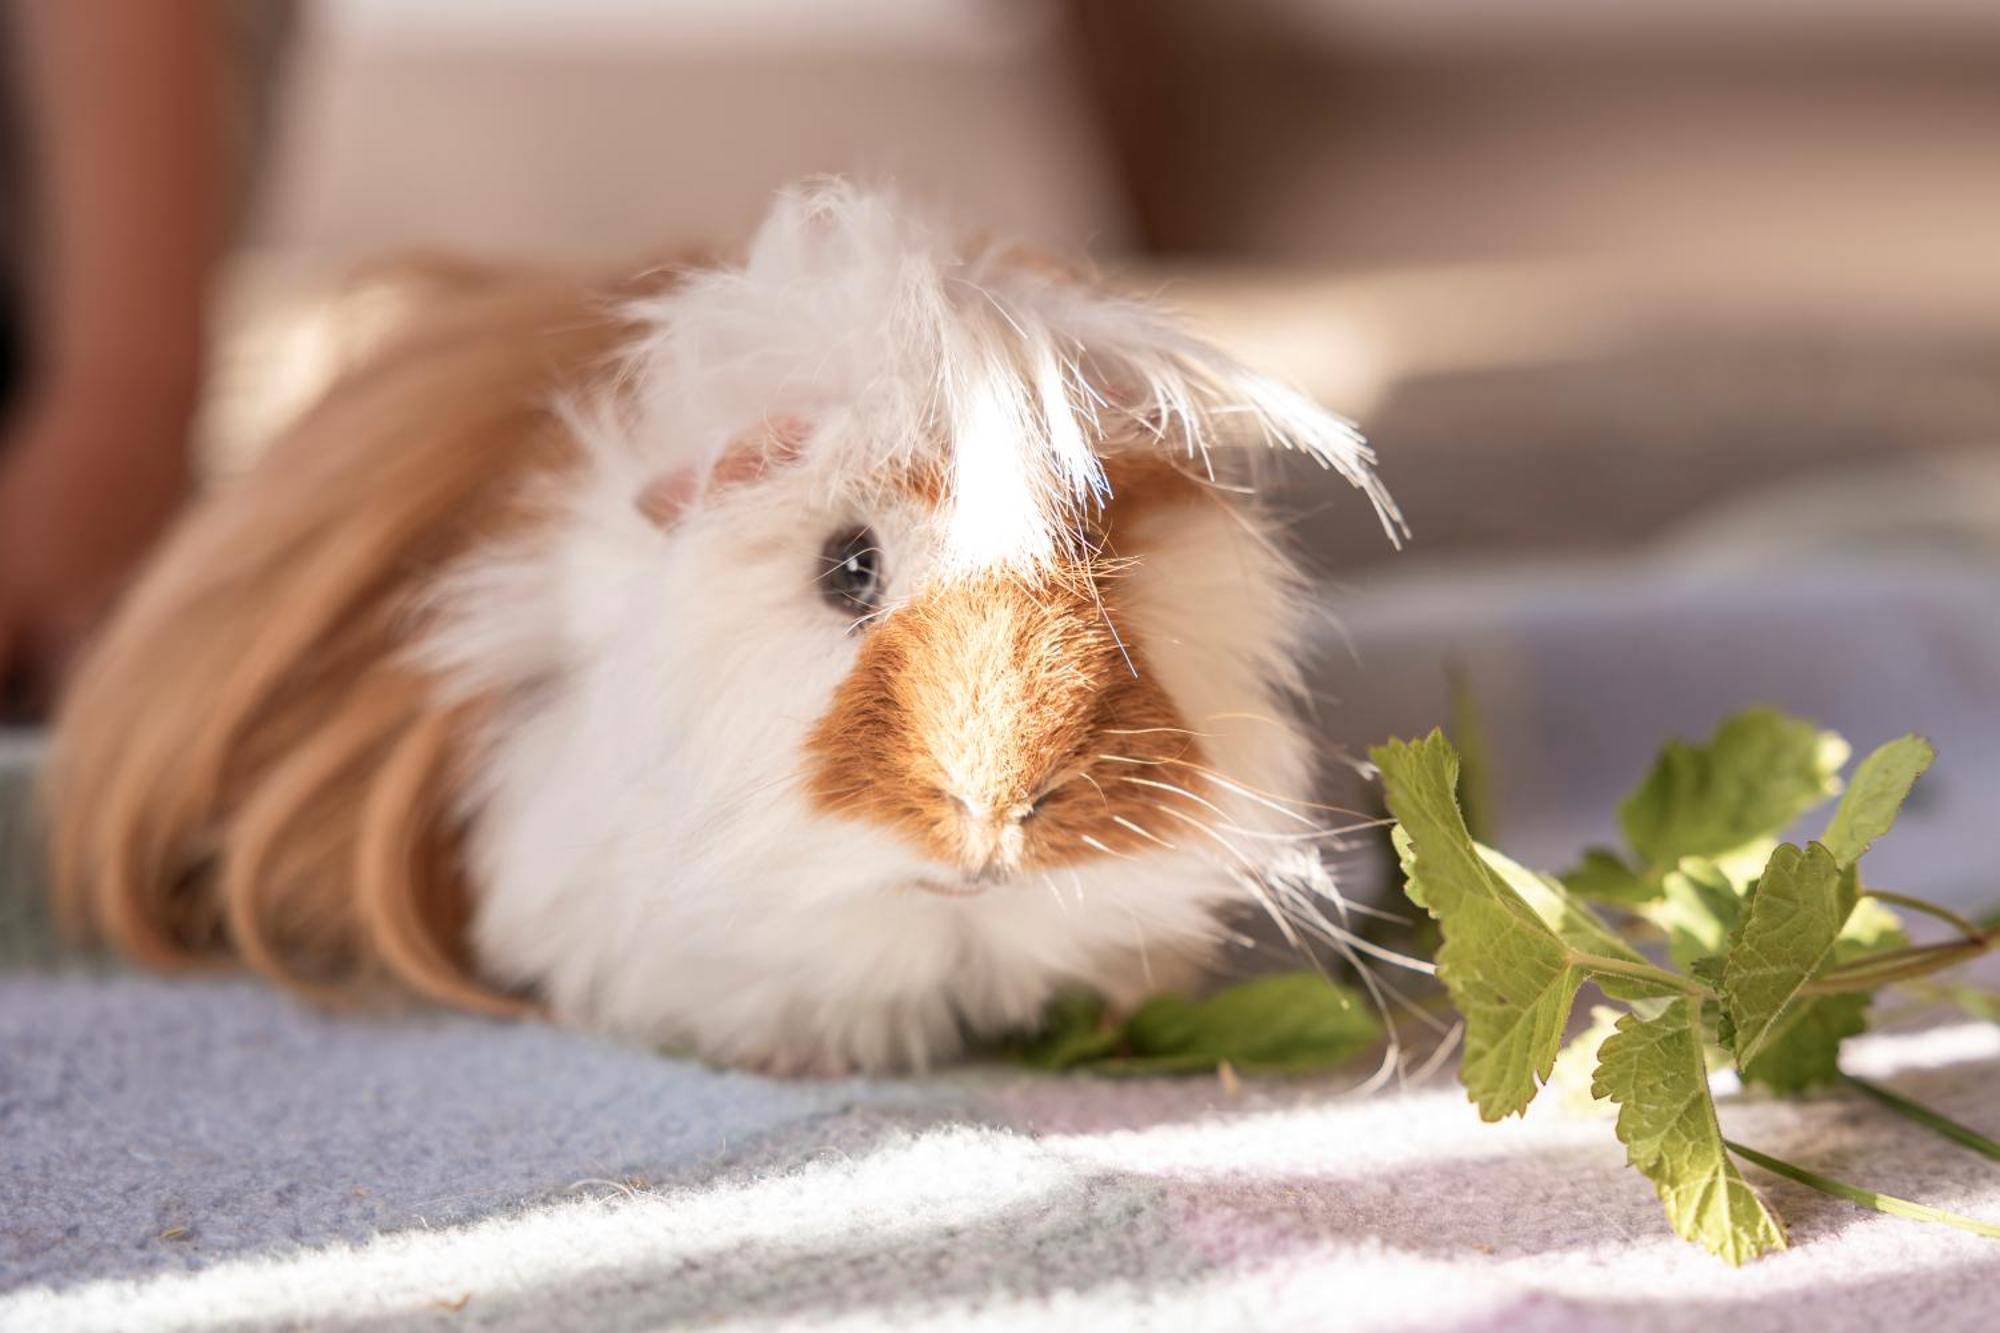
top-left (1651, 858), bottom-right (1746, 969)
top-left (1835, 895), bottom-right (1909, 962)
top-left (1619, 709), bottom-right (1847, 869)
top-left (1475, 842), bottom-right (1680, 1001)
top-left (1562, 847), bottom-right (1661, 904)
top-left (1114, 973), bottom-right (1382, 1074)
top-left (1592, 999), bottom-right (1789, 1264)
top-left (1375, 731), bottom-right (1583, 1120)
top-left (1391, 823), bottom-right (1428, 910)
top-left (1734, 888), bottom-right (1905, 1093)
top-left (1739, 993), bottom-right (1871, 1094)
top-left (1722, 842), bottom-right (1850, 1067)
top-left (1552, 1004), bottom-right (1627, 1117)
top-left (1820, 734), bottom-right (1934, 867)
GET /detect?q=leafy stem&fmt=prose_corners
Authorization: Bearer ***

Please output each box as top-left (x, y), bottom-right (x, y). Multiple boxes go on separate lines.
top-left (1802, 939), bottom-right (1994, 996)
top-left (1377, 714), bottom-right (1968, 1265)
top-left (1862, 890), bottom-right (1991, 946)
top-left (1842, 1075), bottom-right (2000, 1163)
top-left (1566, 949), bottom-right (1715, 1000)
top-left (1726, 1140), bottom-right (2000, 1240)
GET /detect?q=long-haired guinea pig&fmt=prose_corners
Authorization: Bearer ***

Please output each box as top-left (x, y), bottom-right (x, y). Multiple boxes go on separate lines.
top-left (46, 183), bottom-right (1403, 1074)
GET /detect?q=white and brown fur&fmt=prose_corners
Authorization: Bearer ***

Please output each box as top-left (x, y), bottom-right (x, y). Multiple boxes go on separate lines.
top-left (47, 183), bottom-right (1402, 1073)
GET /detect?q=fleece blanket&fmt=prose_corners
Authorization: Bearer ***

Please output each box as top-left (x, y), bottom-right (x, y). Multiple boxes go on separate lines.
top-left (6, 554), bottom-right (2000, 1331)
top-left (4, 973), bottom-right (1998, 1332)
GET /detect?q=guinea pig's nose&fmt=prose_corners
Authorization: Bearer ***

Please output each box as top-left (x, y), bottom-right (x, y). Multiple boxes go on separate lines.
top-left (948, 793), bottom-right (1036, 827)
top-left (947, 788), bottom-right (1037, 880)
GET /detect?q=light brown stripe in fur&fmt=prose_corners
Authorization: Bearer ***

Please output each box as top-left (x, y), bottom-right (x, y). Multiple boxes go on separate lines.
top-left (803, 461), bottom-right (1213, 877)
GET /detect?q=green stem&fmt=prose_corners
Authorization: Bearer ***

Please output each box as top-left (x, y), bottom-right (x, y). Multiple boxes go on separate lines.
top-left (1864, 890), bottom-right (1990, 946)
top-left (1725, 1140), bottom-right (2000, 1240)
top-left (1890, 980), bottom-right (2000, 1022)
top-left (1842, 1075), bottom-right (2000, 1163)
top-left (1803, 940), bottom-right (1992, 996)
top-left (1567, 950), bottom-right (1714, 1000)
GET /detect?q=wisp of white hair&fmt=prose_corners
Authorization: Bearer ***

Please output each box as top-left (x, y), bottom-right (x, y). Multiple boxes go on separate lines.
top-left (612, 180), bottom-right (1405, 571)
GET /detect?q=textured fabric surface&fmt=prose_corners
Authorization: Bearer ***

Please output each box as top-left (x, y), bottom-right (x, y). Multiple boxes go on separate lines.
top-left (2, 970), bottom-right (1997, 1332)
top-left (7, 551), bottom-right (2000, 1330)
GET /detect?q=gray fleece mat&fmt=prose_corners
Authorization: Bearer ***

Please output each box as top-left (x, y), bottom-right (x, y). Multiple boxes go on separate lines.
top-left (7, 554), bottom-right (2000, 1331)
top-left (4, 969), bottom-right (1999, 1333)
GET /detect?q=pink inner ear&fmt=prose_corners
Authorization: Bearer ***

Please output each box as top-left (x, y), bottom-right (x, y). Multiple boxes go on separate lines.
top-left (708, 415), bottom-right (811, 490)
top-left (636, 467), bottom-right (699, 528)
top-left (636, 417), bottom-right (812, 528)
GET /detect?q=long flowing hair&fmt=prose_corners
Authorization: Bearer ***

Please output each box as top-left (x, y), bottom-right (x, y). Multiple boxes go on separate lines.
top-left (45, 265), bottom-right (641, 1012)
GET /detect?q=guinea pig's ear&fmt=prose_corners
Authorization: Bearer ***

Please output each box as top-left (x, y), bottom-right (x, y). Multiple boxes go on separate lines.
top-left (634, 415), bottom-right (812, 530)
top-left (707, 414), bottom-right (810, 489)
top-left (635, 467), bottom-right (700, 529)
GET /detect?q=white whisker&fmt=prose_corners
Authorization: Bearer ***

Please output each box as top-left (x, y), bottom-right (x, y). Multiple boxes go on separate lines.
top-left (1080, 834), bottom-right (1140, 862)
top-left (1147, 804), bottom-right (1311, 957)
top-left (1285, 906), bottom-right (1437, 978)
top-left (1267, 882), bottom-right (1450, 1039)
top-left (1152, 756), bottom-right (1378, 822)
top-left (1112, 774), bottom-right (1234, 822)
top-left (1110, 814), bottom-right (1175, 851)
top-left (1409, 1020), bottom-right (1464, 1086)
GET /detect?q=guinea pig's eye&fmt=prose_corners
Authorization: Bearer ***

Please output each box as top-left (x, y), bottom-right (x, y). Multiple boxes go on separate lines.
top-left (817, 526), bottom-right (886, 620)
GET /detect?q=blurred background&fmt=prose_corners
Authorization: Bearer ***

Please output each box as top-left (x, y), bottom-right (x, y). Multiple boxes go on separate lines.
top-left (7, 0), bottom-right (2000, 903)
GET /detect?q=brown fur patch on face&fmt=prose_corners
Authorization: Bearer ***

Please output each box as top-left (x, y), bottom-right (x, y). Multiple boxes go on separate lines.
top-left (804, 462), bottom-right (1216, 880)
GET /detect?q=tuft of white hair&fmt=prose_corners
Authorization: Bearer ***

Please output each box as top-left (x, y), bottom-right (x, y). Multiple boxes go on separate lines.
top-left (611, 180), bottom-right (1405, 571)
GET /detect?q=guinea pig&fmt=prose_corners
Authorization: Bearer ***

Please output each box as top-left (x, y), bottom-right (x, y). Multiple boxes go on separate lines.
top-left (45, 183), bottom-right (1402, 1074)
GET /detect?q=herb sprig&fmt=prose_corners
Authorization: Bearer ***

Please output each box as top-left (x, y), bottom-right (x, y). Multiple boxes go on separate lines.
top-left (1375, 708), bottom-right (1999, 1264)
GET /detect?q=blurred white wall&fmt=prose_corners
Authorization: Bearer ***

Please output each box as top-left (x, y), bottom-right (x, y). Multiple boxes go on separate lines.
top-left (256, 0), bottom-right (1128, 262)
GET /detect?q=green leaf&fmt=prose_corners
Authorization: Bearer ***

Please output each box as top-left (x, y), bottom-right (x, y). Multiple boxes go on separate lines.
top-left (1651, 858), bottom-right (1746, 969)
top-left (1110, 973), bottom-right (1381, 1075)
top-left (1619, 709), bottom-right (1847, 870)
top-left (1738, 993), bottom-right (1871, 1094)
top-left (1474, 841), bottom-right (1680, 1002)
top-left (1017, 975), bottom-right (1382, 1076)
top-left (1390, 823), bottom-right (1428, 910)
top-left (1721, 842), bottom-right (1850, 1068)
top-left (1735, 893), bottom-right (1910, 1093)
top-left (1016, 991), bottom-right (1122, 1070)
top-left (1551, 1003), bottom-right (1627, 1117)
top-left (1375, 731), bottom-right (1583, 1120)
top-left (1562, 847), bottom-right (1661, 905)
top-left (1820, 734), bottom-right (1934, 867)
top-left (1835, 895), bottom-right (1909, 962)
top-left (1592, 1000), bottom-right (1789, 1265)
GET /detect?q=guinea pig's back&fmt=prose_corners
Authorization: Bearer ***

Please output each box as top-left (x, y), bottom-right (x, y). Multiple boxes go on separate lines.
top-left (45, 266), bottom-right (639, 1005)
